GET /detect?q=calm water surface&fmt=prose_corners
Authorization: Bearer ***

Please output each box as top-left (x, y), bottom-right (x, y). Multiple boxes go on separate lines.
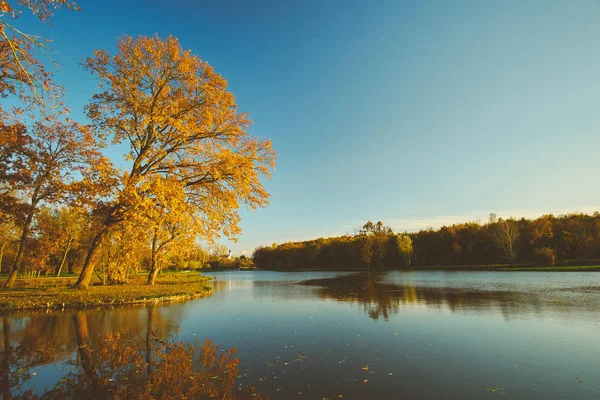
top-left (2, 270), bottom-right (600, 399)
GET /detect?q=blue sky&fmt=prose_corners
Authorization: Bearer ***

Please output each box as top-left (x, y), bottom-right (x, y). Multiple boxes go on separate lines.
top-left (13, 0), bottom-right (600, 255)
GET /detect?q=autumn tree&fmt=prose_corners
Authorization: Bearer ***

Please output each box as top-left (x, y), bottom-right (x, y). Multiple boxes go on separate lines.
top-left (357, 221), bottom-right (393, 268)
top-left (211, 243), bottom-right (229, 259)
top-left (94, 220), bottom-right (149, 284)
top-left (73, 35), bottom-right (275, 289)
top-left (35, 205), bottom-right (83, 276)
top-left (1, 119), bottom-right (104, 287)
top-left (489, 216), bottom-right (519, 264)
top-left (396, 233), bottom-right (413, 268)
top-left (132, 176), bottom-right (198, 284)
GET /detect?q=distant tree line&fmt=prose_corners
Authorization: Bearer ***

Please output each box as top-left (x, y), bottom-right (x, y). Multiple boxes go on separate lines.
top-left (252, 213), bottom-right (600, 270)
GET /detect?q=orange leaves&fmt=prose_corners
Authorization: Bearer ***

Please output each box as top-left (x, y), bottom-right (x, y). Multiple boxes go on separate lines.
top-left (1, 1), bottom-right (80, 21)
top-left (1, 1), bottom-right (79, 106)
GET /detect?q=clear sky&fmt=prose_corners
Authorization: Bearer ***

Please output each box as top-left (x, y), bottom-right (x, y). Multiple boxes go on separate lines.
top-left (13, 0), bottom-right (600, 255)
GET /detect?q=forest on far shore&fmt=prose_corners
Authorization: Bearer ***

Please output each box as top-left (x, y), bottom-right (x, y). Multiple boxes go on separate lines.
top-left (252, 213), bottom-right (600, 270)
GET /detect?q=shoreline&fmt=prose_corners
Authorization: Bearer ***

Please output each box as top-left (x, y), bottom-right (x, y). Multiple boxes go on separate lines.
top-left (0, 275), bottom-right (213, 314)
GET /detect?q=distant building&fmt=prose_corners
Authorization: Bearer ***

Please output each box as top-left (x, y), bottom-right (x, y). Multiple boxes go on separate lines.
top-left (220, 250), bottom-right (232, 260)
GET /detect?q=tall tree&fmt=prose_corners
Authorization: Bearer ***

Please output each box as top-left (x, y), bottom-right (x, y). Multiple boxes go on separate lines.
top-left (489, 218), bottom-right (519, 264)
top-left (35, 205), bottom-right (84, 276)
top-left (396, 233), bottom-right (413, 268)
top-left (73, 35), bottom-right (275, 289)
top-left (357, 221), bottom-right (393, 268)
top-left (2, 119), bottom-right (103, 287)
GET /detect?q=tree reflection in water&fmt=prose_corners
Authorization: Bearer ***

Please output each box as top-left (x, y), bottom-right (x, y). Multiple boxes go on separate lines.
top-left (301, 272), bottom-right (598, 321)
top-left (0, 309), bottom-right (268, 400)
top-left (302, 273), bottom-right (405, 320)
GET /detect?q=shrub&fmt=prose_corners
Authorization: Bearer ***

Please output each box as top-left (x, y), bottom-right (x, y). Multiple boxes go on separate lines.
top-left (533, 247), bottom-right (555, 266)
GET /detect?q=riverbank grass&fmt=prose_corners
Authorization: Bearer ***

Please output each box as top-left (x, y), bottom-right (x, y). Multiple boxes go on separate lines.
top-left (0, 273), bottom-right (212, 312)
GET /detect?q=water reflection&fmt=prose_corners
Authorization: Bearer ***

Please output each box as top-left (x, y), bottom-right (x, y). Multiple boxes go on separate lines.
top-left (0, 306), bottom-right (266, 399)
top-left (301, 272), bottom-right (600, 322)
top-left (2, 272), bottom-right (600, 399)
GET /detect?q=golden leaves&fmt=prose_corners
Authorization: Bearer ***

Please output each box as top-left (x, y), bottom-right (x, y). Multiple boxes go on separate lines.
top-left (85, 34), bottom-right (276, 245)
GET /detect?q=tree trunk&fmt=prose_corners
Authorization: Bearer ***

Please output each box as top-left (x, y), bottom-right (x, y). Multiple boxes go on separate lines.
top-left (73, 205), bottom-right (125, 290)
top-left (67, 258), bottom-right (74, 275)
top-left (0, 241), bottom-right (6, 277)
top-left (72, 227), bottom-right (110, 289)
top-left (5, 199), bottom-right (37, 289)
top-left (56, 236), bottom-right (73, 278)
top-left (147, 232), bottom-right (159, 285)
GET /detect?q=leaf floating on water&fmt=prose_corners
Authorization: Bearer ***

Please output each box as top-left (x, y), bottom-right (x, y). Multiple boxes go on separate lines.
top-left (394, 332), bottom-right (398, 336)
top-left (362, 363), bottom-right (369, 372)
top-left (575, 377), bottom-right (583, 383)
top-left (388, 373), bottom-right (393, 376)
top-left (486, 387), bottom-right (505, 394)
top-left (363, 379), bottom-right (368, 383)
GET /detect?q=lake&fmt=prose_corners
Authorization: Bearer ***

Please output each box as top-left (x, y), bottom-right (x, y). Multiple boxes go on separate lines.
top-left (2, 270), bottom-right (600, 399)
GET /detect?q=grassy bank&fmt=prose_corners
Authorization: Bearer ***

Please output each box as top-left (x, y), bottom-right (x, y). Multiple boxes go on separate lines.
top-left (0, 273), bottom-right (212, 313)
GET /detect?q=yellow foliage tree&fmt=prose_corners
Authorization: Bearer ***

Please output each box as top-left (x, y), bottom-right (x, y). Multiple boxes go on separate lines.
top-left (73, 35), bottom-right (275, 289)
top-left (125, 175), bottom-right (199, 284)
top-left (396, 233), bottom-right (413, 268)
top-left (35, 205), bottom-right (84, 276)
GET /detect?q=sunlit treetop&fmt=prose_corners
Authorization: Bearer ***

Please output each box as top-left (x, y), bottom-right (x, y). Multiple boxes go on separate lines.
top-left (84, 34), bottom-right (276, 242)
